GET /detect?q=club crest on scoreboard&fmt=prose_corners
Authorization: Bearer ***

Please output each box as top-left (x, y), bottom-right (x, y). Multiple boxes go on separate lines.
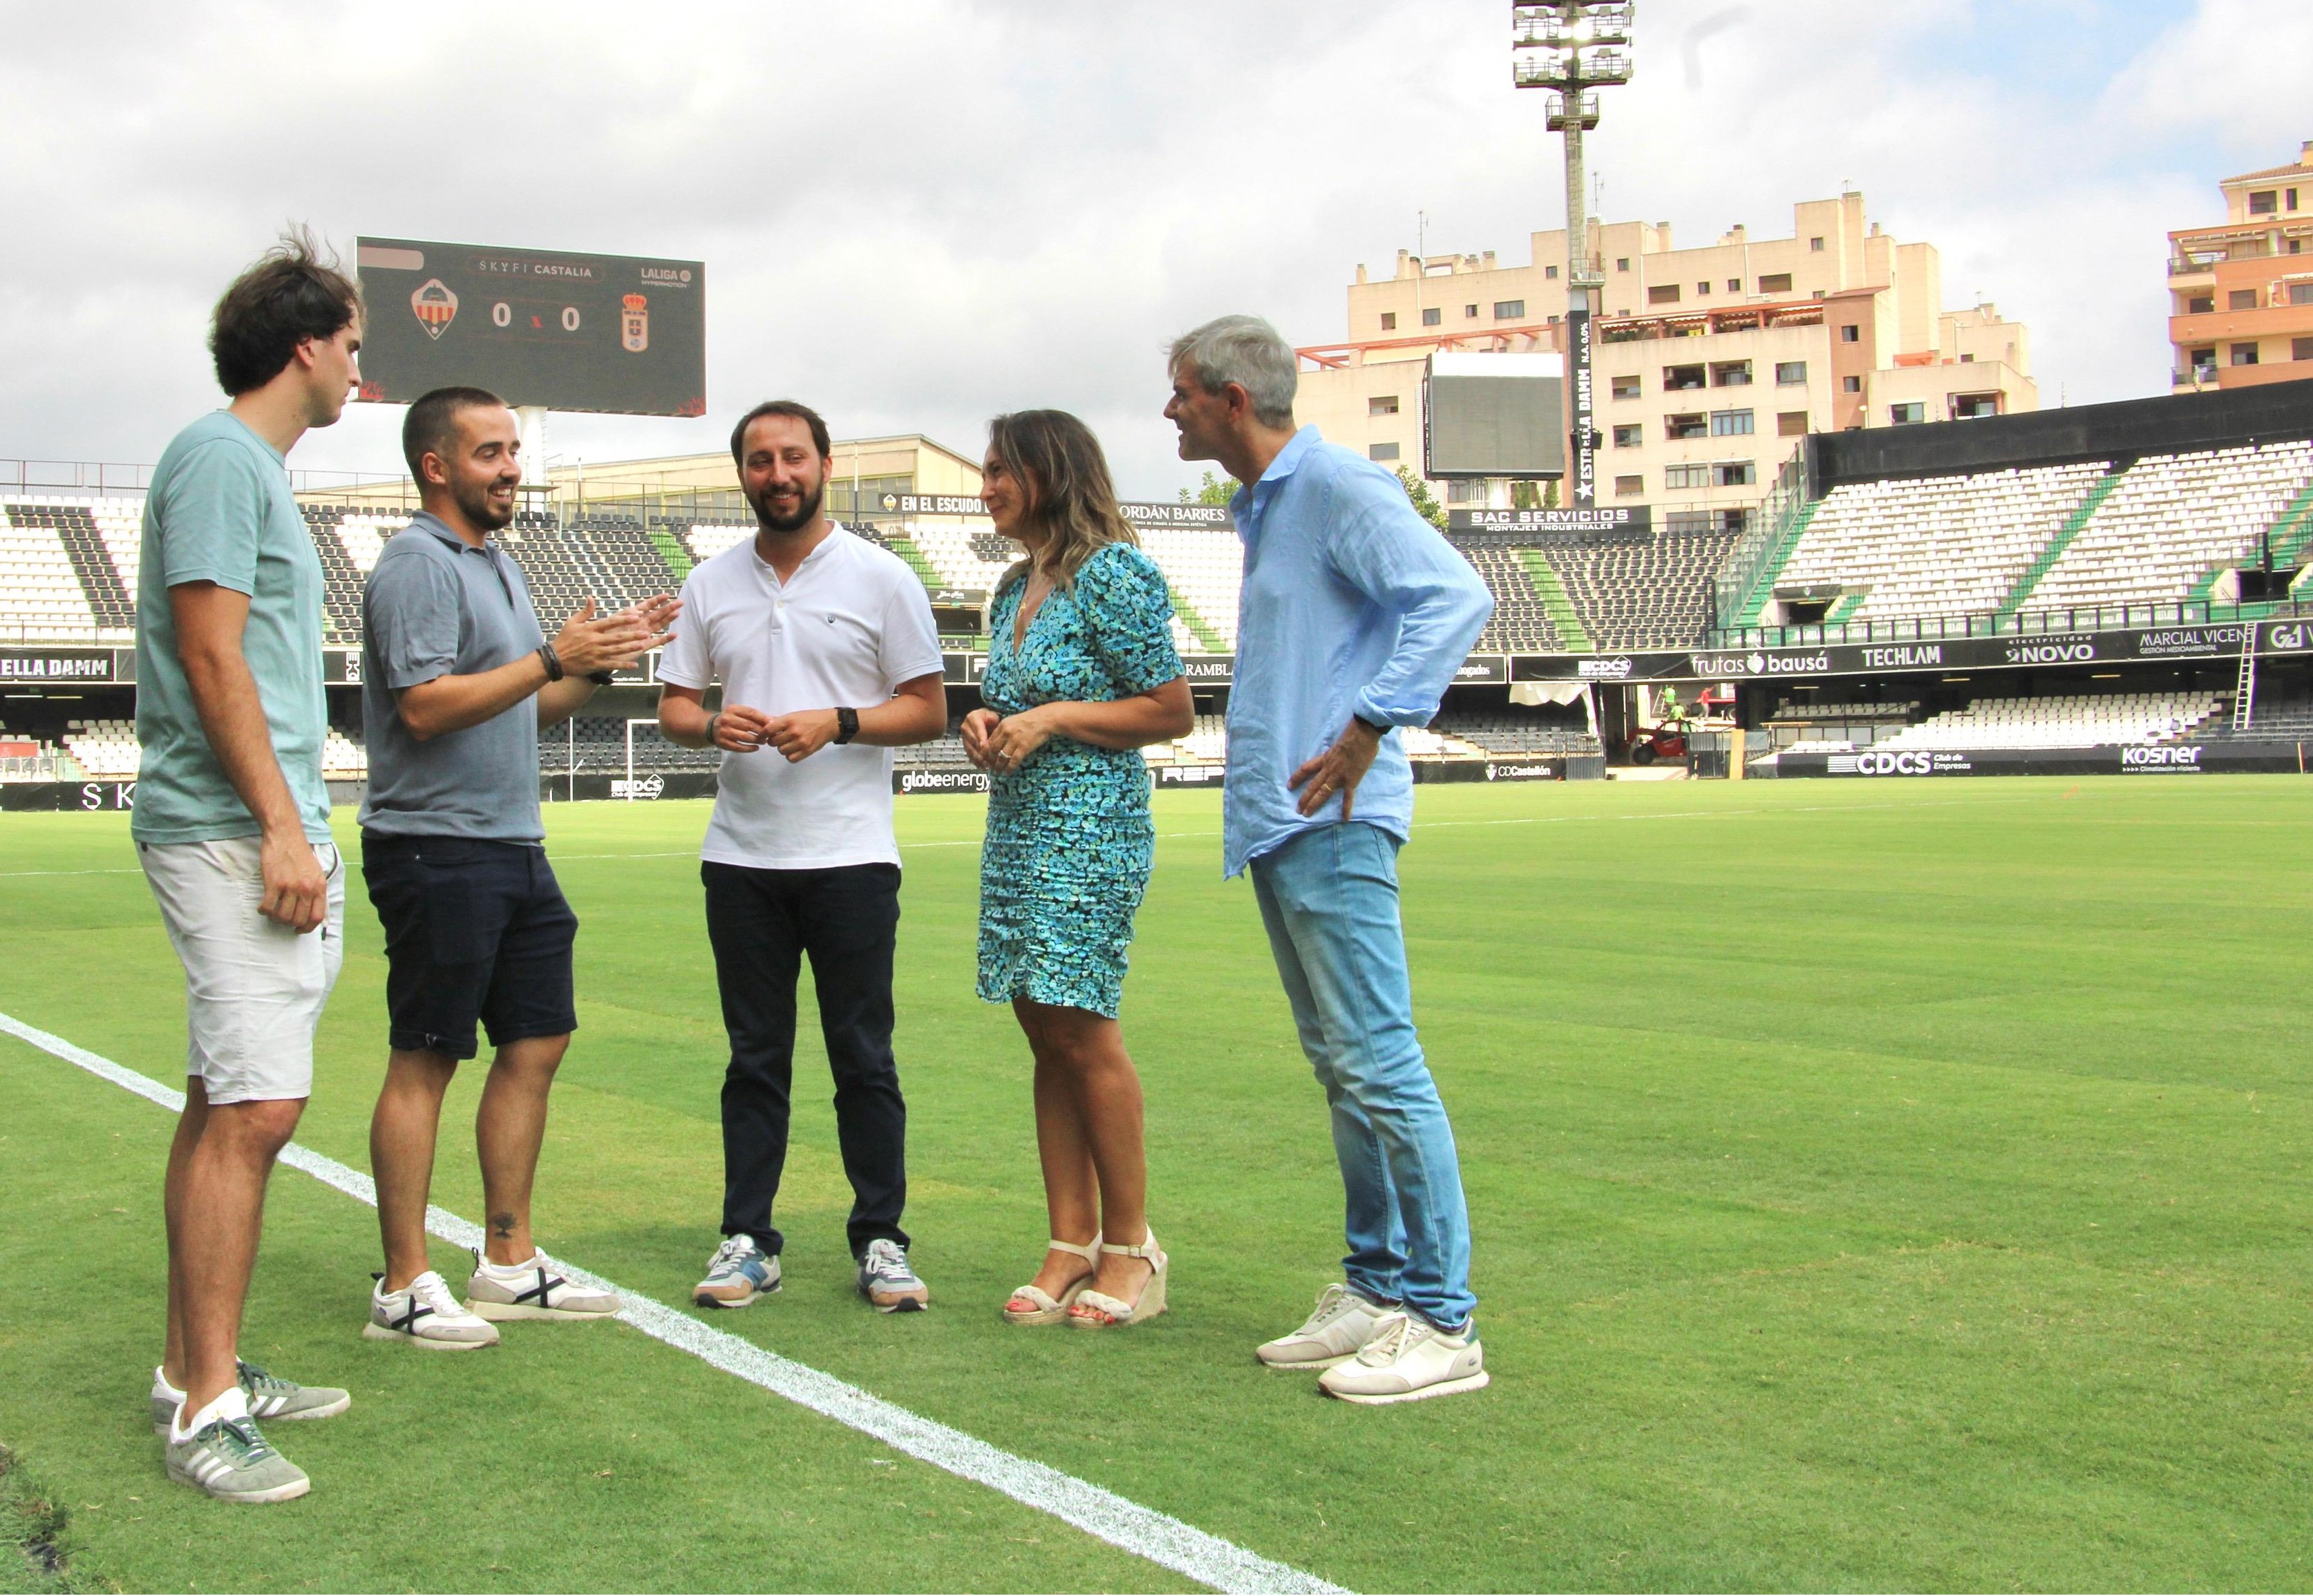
top-left (410, 279), bottom-right (458, 341)
top-left (621, 294), bottom-right (648, 353)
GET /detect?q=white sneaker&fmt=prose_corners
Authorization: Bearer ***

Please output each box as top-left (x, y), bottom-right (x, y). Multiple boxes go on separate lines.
top-left (365, 1269), bottom-right (500, 1350)
top-left (1256, 1284), bottom-right (1396, 1369)
top-left (1318, 1312), bottom-right (1489, 1405)
top-left (464, 1251), bottom-right (621, 1321)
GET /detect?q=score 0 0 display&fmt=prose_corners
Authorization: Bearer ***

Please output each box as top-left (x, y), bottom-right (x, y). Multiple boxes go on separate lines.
top-left (355, 238), bottom-right (706, 417)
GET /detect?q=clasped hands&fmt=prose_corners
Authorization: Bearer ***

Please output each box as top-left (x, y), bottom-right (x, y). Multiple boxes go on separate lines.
top-left (713, 705), bottom-right (844, 763)
top-left (960, 705), bottom-right (1060, 773)
top-left (554, 593), bottom-right (681, 678)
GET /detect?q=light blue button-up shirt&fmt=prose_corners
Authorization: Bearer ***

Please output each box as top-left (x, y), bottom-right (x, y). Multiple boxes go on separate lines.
top-left (1222, 426), bottom-right (1493, 877)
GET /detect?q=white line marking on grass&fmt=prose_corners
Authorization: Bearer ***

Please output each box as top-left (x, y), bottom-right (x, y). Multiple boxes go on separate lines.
top-left (0, 1009), bottom-right (1346, 1596)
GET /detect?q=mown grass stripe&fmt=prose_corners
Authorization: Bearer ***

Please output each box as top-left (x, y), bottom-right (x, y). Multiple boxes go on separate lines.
top-left (0, 1009), bottom-right (1347, 1596)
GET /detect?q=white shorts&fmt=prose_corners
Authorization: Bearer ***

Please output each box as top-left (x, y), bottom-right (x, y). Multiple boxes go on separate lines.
top-left (138, 836), bottom-right (346, 1105)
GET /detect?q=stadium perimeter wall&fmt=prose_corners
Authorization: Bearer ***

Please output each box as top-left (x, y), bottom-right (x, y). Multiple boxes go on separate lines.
top-left (1806, 374), bottom-right (2313, 491)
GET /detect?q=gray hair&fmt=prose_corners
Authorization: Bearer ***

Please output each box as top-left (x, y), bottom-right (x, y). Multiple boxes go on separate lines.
top-left (1167, 314), bottom-right (1298, 428)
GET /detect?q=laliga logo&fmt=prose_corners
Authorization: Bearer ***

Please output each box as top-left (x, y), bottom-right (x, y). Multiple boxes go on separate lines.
top-left (620, 294), bottom-right (649, 354)
top-left (410, 279), bottom-right (457, 341)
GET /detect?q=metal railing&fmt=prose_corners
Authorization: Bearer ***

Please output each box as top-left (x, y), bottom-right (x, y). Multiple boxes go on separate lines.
top-left (1709, 447), bottom-right (1809, 628)
top-left (1711, 595), bottom-right (2313, 651)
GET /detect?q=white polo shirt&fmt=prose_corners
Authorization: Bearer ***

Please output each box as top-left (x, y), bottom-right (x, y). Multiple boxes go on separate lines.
top-left (658, 526), bottom-right (944, 871)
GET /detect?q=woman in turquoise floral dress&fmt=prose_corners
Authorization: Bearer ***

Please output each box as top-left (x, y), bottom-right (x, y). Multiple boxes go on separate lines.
top-left (962, 410), bottom-right (1192, 1329)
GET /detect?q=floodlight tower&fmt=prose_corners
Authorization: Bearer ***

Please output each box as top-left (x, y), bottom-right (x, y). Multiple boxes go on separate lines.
top-left (1513, 1), bottom-right (1633, 508)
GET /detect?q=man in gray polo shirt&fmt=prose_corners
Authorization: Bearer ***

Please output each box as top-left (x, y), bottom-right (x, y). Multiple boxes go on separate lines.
top-left (357, 386), bottom-right (675, 1347)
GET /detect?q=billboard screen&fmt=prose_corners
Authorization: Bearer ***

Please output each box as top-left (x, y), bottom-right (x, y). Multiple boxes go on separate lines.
top-left (354, 238), bottom-right (705, 417)
top-left (1424, 352), bottom-right (1565, 480)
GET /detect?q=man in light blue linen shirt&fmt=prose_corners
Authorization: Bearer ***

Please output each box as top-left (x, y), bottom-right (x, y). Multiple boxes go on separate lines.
top-left (1164, 314), bottom-right (1495, 1405)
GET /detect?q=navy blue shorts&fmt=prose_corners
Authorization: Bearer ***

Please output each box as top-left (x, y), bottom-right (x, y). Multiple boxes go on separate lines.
top-left (361, 833), bottom-right (578, 1061)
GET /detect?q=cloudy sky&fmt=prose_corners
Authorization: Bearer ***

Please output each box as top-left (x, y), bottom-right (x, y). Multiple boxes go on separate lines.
top-left (1, 0), bottom-right (2305, 498)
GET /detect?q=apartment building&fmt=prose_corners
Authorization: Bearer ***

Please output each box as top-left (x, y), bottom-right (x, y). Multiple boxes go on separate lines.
top-left (2169, 140), bottom-right (2313, 391)
top-left (1296, 191), bottom-right (2036, 532)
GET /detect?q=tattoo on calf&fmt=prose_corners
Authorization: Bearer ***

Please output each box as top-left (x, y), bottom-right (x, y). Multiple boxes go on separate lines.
top-left (492, 1212), bottom-right (517, 1239)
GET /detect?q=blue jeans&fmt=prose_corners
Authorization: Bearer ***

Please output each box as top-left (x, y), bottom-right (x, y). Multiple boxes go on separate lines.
top-left (1250, 821), bottom-right (1475, 1331)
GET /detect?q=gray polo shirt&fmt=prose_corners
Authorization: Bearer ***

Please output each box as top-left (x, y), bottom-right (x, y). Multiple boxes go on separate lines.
top-left (357, 512), bottom-right (546, 841)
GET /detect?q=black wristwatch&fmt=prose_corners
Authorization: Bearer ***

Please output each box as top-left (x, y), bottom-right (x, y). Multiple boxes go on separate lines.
top-left (587, 669), bottom-right (616, 686)
top-left (834, 707), bottom-right (860, 745)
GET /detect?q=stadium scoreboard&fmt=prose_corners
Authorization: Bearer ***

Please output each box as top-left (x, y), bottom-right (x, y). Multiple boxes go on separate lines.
top-left (355, 238), bottom-right (706, 416)
top-left (1424, 352), bottom-right (1565, 481)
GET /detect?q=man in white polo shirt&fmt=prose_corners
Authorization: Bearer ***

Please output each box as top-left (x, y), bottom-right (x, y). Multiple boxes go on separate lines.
top-left (657, 400), bottom-right (947, 1312)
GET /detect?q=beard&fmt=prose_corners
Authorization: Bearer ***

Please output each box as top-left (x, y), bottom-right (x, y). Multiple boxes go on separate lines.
top-left (455, 475), bottom-right (518, 533)
top-left (750, 476), bottom-right (824, 535)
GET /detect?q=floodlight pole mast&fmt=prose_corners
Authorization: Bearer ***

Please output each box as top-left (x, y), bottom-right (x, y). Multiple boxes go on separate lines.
top-left (1513, 1), bottom-right (1632, 510)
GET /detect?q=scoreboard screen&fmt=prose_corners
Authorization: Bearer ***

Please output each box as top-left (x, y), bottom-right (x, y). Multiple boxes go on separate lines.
top-left (354, 237), bottom-right (706, 417)
top-left (1424, 351), bottom-right (1565, 480)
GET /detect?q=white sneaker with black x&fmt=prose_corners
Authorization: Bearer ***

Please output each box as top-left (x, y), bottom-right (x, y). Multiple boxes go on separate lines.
top-left (366, 1269), bottom-right (500, 1349)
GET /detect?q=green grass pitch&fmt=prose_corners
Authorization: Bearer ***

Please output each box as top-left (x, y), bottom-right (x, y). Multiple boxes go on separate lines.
top-left (3, 777), bottom-right (2311, 1592)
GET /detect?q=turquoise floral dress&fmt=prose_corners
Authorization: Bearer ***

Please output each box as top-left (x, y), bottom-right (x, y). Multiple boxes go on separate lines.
top-left (976, 542), bottom-right (1184, 1018)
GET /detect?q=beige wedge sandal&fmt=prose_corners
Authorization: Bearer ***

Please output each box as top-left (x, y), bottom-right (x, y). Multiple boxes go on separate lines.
top-left (1068, 1229), bottom-right (1167, 1328)
top-left (1003, 1235), bottom-right (1101, 1326)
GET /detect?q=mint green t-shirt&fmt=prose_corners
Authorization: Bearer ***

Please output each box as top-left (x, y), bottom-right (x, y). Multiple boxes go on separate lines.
top-left (131, 410), bottom-right (332, 844)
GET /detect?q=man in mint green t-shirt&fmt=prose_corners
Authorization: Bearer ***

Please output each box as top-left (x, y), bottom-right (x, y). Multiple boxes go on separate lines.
top-left (134, 231), bottom-right (364, 1506)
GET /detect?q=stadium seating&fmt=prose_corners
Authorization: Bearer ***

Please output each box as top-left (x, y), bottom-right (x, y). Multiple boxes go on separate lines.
top-left (1133, 528), bottom-right (1239, 654)
top-left (1878, 692), bottom-right (2223, 750)
top-left (1432, 709), bottom-right (1601, 756)
top-left (62, 718), bottom-right (140, 777)
top-left (1451, 541), bottom-right (1564, 654)
top-left (0, 504), bottom-right (102, 640)
top-left (2023, 442), bottom-right (2313, 616)
top-left (677, 521), bottom-right (754, 564)
top-left (548, 715), bottom-right (719, 774)
top-left (1769, 699), bottom-right (1920, 721)
top-left (1536, 524), bottom-right (1741, 650)
top-left (1773, 462), bottom-right (2112, 624)
top-left (299, 506), bottom-right (376, 642)
top-left (907, 520), bottom-right (1015, 592)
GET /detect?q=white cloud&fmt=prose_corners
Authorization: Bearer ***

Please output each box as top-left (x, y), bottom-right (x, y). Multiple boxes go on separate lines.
top-left (0, 0), bottom-right (2293, 496)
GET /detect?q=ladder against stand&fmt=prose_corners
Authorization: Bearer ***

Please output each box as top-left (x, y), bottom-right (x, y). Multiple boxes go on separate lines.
top-left (2234, 631), bottom-right (2258, 732)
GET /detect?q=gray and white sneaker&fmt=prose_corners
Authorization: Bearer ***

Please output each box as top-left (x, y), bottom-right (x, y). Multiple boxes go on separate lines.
top-left (1318, 1311), bottom-right (1489, 1405)
top-left (164, 1413), bottom-right (309, 1503)
top-left (693, 1235), bottom-right (781, 1309)
top-left (464, 1251), bottom-right (621, 1321)
top-left (1257, 1283), bottom-right (1397, 1369)
top-left (150, 1361), bottom-right (350, 1436)
top-left (365, 1269), bottom-right (500, 1349)
top-left (856, 1238), bottom-right (929, 1313)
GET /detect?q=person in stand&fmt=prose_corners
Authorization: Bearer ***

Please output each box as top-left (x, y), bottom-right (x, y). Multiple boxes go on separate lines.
top-left (1163, 314), bottom-right (1496, 1403)
top-left (135, 231), bottom-right (362, 1503)
top-left (656, 400), bottom-right (947, 1313)
top-left (962, 410), bottom-right (1193, 1329)
top-left (358, 386), bottom-right (674, 1348)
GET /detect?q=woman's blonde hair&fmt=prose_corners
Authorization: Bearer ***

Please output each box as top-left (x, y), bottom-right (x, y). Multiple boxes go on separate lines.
top-left (987, 410), bottom-right (1137, 595)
